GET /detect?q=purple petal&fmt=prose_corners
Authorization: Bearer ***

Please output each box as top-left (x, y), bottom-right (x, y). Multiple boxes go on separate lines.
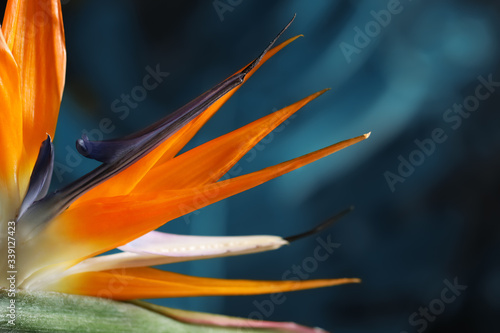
top-left (17, 136), bottom-right (54, 219)
top-left (75, 17), bottom-right (297, 165)
top-left (75, 71), bottom-right (246, 164)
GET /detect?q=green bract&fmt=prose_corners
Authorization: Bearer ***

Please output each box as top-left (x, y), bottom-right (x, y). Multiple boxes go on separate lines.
top-left (0, 290), bottom-right (282, 332)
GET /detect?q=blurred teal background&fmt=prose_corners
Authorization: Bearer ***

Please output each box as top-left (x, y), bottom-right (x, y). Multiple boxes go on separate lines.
top-left (5, 0), bottom-right (500, 332)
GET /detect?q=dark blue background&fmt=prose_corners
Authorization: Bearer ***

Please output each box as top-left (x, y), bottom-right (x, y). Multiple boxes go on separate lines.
top-left (6, 1), bottom-right (500, 332)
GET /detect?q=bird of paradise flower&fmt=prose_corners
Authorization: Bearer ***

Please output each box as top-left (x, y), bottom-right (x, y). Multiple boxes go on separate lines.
top-left (0, 0), bottom-right (369, 332)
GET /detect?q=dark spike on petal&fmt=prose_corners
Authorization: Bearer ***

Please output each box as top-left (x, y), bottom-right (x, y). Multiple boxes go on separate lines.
top-left (284, 206), bottom-right (354, 243)
top-left (238, 14), bottom-right (296, 75)
top-left (17, 17), bottom-right (297, 237)
top-left (17, 136), bottom-right (54, 219)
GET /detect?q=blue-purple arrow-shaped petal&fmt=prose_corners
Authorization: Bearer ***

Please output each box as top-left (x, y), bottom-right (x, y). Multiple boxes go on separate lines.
top-left (17, 136), bottom-right (54, 219)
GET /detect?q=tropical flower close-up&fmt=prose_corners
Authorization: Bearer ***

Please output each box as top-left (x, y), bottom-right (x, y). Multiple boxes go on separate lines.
top-left (0, 0), bottom-right (370, 332)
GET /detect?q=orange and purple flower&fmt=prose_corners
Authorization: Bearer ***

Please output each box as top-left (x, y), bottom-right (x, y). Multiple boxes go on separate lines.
top-left (0, 1), bottom-right (369, 331)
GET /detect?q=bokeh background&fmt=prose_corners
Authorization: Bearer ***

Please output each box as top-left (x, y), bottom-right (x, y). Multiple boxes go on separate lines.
top-left (5, 0), bottom-right (500, 332)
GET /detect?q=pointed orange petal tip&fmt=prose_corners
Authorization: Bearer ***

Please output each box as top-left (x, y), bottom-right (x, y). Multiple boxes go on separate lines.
top-left (316, 87), bottom-right (331, 95)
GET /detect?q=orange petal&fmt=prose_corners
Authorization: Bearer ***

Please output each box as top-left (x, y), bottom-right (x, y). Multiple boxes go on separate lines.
top-left (25, 133), bottom-right (369, 272)
top-left (135, 89), bottom-right (328, 192)
top-left (2, 0), bottom-right (66, 193)
top-left (46, 267), bottom-right (360, 300)
top-left (0, 30), bottom-right (23, 206)
top-left (77, 36), bottom-right (302, 202)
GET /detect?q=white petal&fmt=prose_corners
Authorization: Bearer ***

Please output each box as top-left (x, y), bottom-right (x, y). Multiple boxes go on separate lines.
top-left (120, 231), bottom-right (288, 256)
top-left (65, 232), bottom-right (288, 275)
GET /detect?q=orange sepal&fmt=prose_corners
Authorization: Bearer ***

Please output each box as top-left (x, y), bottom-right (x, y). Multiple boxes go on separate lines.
top-left (0, 30), bottom-right (22, 204)
top-left (134, 89), bottom-right (328, 192)
top-left (2, 0), bottom-right (66, 193)
top-left (47, 267), bottom-right (360, 300)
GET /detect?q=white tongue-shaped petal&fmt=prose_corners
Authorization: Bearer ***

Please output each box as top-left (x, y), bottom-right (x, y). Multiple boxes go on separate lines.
top-left (61, 206), bottom-right (353, 277)
top-left (119, 231), bottom-right (287, 257)
top-left (62, 232), bottom-right (288, 275)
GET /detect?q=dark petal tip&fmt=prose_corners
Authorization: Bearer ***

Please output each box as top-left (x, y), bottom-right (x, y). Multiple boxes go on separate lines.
top-left (284, 206), bottom-right (354, 243)
top-left (76, 137), bottom-right (89, 156)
